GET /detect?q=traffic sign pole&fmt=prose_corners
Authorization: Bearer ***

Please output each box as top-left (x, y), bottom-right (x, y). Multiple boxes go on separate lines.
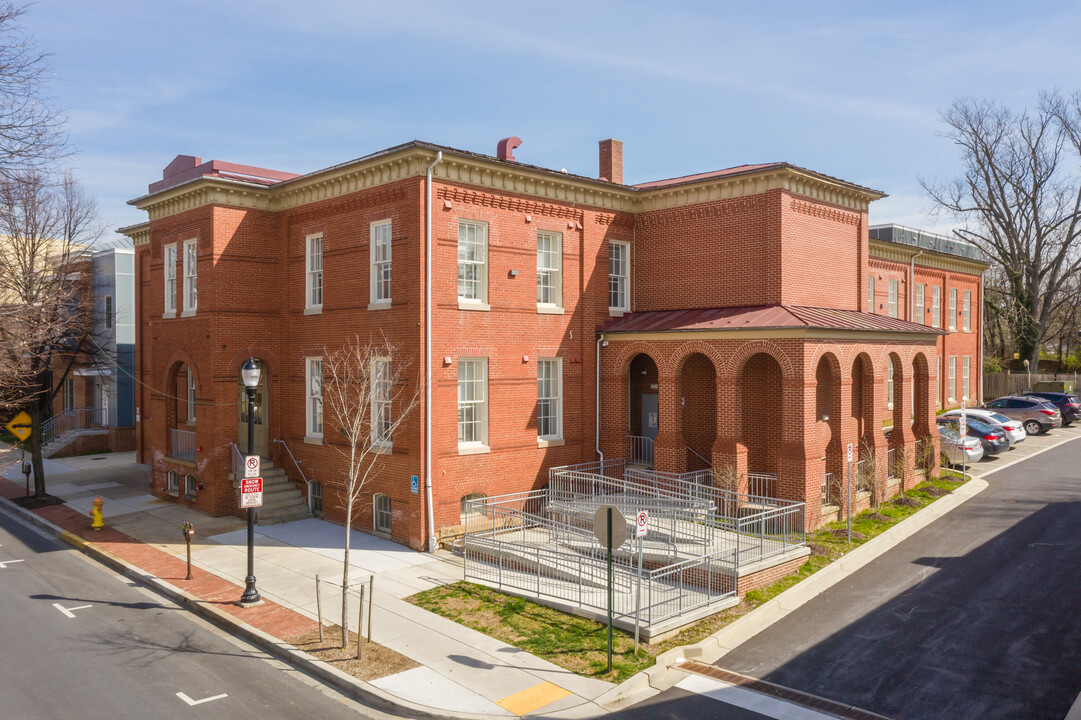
top-left (846, 442), bottom-right (853, 544)
top-left (606, 507), bottom-right (613, 674)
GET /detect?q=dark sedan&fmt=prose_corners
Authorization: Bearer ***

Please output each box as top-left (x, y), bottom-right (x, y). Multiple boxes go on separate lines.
top-left (937, 416), bottom-right (1011, 457)
top-left (1021, 391), bottom-right (1081, 426)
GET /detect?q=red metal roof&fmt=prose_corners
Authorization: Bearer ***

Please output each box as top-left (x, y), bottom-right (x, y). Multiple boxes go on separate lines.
top-left (597, 305), bottom-right (942, 335)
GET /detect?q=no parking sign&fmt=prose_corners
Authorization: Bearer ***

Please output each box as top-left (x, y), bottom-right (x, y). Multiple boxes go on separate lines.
top-left (635, 510), bottom-right (648, 538)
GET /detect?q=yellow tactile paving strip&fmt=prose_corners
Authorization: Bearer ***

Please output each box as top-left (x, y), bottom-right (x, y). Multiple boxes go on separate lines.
top-left (495, 681), bottom-right (572, 716)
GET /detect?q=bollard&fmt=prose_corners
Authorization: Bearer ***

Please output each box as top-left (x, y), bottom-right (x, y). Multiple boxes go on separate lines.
top-left (91, 497), bottom-right (104, 530)
top-left (182, 522), bottom-right (195, 580)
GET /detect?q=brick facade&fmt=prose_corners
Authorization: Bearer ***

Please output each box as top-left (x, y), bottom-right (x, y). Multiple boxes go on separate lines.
top-left (123, 141), bottom-right (983, 549)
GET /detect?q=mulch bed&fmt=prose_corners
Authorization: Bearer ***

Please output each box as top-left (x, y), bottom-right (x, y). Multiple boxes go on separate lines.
top-left (808, 542), bottom-right (831, 557)
top-left (288, 625), bottom-right (418, 682)
top-left (829, 529), bottom-right (866, 541)
top-left (10, 494), bottom-right (65, 509)
top-left (866, 513), bottom-right (893, 522)
top-left (923, 487), bottom-right (950, 497)
top-left (891, 497), bottom-right (922, 508)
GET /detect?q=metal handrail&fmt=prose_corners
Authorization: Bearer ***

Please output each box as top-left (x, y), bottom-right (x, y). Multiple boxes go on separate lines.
top-left (627, 435), bottom-right (654, 466)
top-left (42, 408), bottom-right (94, 446)
top-left (272, 437), bottom-right (312, 509)
top-left (686, 446), bottom-right (712, 469)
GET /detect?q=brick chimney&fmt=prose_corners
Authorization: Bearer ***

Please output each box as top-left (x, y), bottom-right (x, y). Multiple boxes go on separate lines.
top-left (599, 139), bottom-right (623, 184)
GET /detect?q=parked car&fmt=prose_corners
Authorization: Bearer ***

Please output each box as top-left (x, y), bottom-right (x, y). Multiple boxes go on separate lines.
top-left (938, 424), bottom-right (984, 467)
top-left (938, 408), bottom-right (1026, 446)
top-left (1021, 391), bottom-right (1081, 426)
top-left (937, 416), bottom-right (1010, 457)
top-left (980, 396), bottom-right (1062, 435)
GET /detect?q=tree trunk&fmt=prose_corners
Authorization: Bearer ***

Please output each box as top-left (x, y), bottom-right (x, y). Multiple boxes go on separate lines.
top-left (29, 405), bottom-right (45, 497)
top-left (341, 497), bottom-right (352, 649)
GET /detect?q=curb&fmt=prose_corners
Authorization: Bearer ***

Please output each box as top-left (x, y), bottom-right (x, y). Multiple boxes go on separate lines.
top-left (0, 495), bottom-right (493, 720)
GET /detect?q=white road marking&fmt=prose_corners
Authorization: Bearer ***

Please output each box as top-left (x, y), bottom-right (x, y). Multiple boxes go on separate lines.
top-left (0, 559), bottom-right (23, 568)
top-left (176, 692), bottom-right (228, 706)
top-left (52, 603), bottom-right (92, 618)
top-left (676, 675), bottom-right (838, 720)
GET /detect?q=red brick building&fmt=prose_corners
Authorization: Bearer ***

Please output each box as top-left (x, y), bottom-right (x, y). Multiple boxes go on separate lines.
top-left (121, 140), bottom-right (982, 550)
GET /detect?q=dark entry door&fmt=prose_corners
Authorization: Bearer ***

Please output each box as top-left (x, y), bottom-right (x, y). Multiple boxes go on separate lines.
top-left (641, 393), bottom-right (658, 464)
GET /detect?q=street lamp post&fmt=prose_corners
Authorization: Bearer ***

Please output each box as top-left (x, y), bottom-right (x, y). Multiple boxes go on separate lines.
top-left (239, 357), bottom-right (261, 605)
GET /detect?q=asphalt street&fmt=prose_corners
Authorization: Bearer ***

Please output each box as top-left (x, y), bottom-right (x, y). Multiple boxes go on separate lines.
top-left (0, 510), bottom-right (387, 720)
top-left (716, 437), bottom-right (1081, 719)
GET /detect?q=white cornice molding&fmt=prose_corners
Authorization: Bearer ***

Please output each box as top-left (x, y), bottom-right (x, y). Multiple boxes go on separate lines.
top-left (119, 222), bottom-right (151, 246)
top-left (869, 238), bottom-right (988, 276)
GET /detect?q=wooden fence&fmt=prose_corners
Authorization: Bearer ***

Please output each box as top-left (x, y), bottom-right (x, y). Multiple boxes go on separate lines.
top-left (983, 372), bottom-right (1079, 400)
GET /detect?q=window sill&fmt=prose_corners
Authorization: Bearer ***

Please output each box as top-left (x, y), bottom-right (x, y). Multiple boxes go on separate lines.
top-left (458, 443), bottom-right (491, 456)
top-left (608, 308), bottom-right (626, 317)
top-left (303, 435), bottom-right (323, 445)
top-left (162, 311), bottom-right (176, 320)
top-left (373, 442), bottom-right (393, 455)
top-left (537, 304), bottom-right (564, 315)
top-left (537, 437), bottom-right (564, 448)
top-left (186, 420), bottom-right (196, 427)
top-left (166, 489), bottom-right (179, 497)
top-left (180, 310), bottom-right (196, 318)
top-left (368, 301), bottom-right (392, 311)
top-left (304, 306), bottom-right (323, 315)
top-left (458, 299), bottom-right (490, 312)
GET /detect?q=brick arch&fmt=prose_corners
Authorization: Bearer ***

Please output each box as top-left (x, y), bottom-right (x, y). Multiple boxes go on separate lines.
top-left (162, 349), bottom-right (203, 391)
top-left (612, 341), bottom-right (669, 376)
top-left (671, 341), bottom-right (724, 377)
top-left (226, 347), bottom-right (282, 377)
top-left (724, 339), bottom-right (795, 382)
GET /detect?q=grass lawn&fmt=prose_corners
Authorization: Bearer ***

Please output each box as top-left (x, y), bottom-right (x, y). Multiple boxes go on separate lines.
top-left (408, 474), bottom-right (968, 683)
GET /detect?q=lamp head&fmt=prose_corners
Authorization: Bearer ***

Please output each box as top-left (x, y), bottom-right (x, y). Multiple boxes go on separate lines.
top-left (241, 357), bottom-right (261, 389)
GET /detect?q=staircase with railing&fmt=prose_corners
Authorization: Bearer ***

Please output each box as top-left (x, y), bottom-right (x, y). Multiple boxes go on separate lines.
top-left (228, 442), bottom-right (310, 525)
top-left (41, 408), bottom-right (103, 457)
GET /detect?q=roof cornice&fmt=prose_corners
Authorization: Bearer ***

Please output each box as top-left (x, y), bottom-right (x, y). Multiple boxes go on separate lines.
top-left (117, 221), bottom-right (151, 246)
top-left (869, 237), bottom-right (990, 275)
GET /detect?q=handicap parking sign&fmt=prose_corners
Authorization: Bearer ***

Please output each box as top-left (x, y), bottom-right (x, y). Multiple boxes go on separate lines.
top-left (410, 475), bottom-right (419, 494)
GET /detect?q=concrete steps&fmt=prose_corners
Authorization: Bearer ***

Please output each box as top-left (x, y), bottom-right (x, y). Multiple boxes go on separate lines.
top-left (253, 458), bottom-right (310, 525)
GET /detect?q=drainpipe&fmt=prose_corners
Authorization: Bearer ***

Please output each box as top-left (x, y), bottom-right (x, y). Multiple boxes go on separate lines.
top-left (909, 249), bottom-right (924, 322)
top-left (425, 150), bottom-right (442, 552)
top-left (596, 335), bottom-right (605, 465)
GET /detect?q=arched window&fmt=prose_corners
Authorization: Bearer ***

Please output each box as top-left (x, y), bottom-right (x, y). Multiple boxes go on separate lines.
top-left (460, 493), bottom-right (486, 522)
top-left (184, 474), bottom-right (197, 500)
top-left (374, 494), bottom-right (391, 534)
top-left (167, 470), bottom-right (178, 495)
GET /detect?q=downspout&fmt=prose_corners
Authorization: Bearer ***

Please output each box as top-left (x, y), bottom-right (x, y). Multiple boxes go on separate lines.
top-left (909, 249), bottom-right (924, 321)
top-left (596, 334), bottom-right (605, 465)
top-left (425, 150), bottom-right (442, 552)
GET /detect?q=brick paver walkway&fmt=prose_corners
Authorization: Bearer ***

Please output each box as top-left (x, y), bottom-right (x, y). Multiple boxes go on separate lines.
top-left (0, 477), bottom-right (316, 640)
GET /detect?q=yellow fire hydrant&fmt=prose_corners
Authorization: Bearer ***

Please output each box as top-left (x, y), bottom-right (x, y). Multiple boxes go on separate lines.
top-left (91, 496), bottom-right (104, 530)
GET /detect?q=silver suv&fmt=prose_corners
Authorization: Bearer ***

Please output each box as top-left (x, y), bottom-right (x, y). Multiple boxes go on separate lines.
top-left (980, 396), bottom-right (1062, 435)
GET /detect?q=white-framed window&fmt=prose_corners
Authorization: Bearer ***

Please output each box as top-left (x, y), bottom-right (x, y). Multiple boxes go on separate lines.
top-left (867, 276), bottom-right (875, 312)
top-left (104, 295), bottom-right (113, 329)
top-left (457, 220), bottom-right (488, 304)
top-left (186, 368), bottom-right (196, 425)
top-left (536, 231), bottom-right (562, 309)
top-left (460, 492), bottom-right (486, 522)
top-left (609, 241), bottom-right (629, 312)
top-left (374, 493), bottom-right (392, 534)
top-left (167, 470), bottom-right (178, 495)
top-left (305, 233), bottom-right (323, 311)
top-left (887, 279), bottom-right (898, 318)
top-left (182, 239), bottom-right (197, 314)
top-left (887, 357), bottom-right (894, 410)
top-left (948, 356), bottom-right (957, 402)
top-left (931, 286), bottom-right (941, 328)
top-left (306, 357), bottom-right (323, 439)
top-left (184, 473), bottom-right (197, 500)
top-left (537, 358), bottom-right (562, 441)
top-left (163, 243), bottom-right (177, 316)
top-left (64, 378), bottom-right (75, 410)
top-left (370, 220), bottom-right (392, 305)
top-left (457, 358), bottom-right (488, 450)
top-left (963, 290), bottom-right (971, 332)
top-left (948, 288), bottom-right (957, 331)
top-left (915, 284), bottom-right (925, 324)
top-left (962, 356), bottom-right (971, 401)
top-left (370, 357), bottom-right (392, 448)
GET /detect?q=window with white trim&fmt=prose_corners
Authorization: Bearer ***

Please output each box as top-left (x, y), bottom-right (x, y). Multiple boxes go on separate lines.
top-left (937, 357), bottom-right (942, 406)
top-left (163, 244), bottom-right (177, 316)
top-left (167, 470), bottom-right (178, 495)
top-left (537, 358), bottom-right (562, 441)
top-left (184, 473), bottom-right (197, 500)
top-left (931, 286), bottom-right (941, 328)
top-left (64, 378), bottom-right (75, 410)
top-left (915, 284), bottom-right (925, 324)
top-left (536, 231), bottom-right (562, 308)
top-left (887, 357), bottom-right (894, 409)
top-left (460, 493), bottom-right (487, 522)
top-left (963, 290), bottom-right (971, 332)
top-left (374, 493), bottom-right (392, 534)
top-left (186, 368), bottom-right (196, 424)
top-left (887, 280), bottom-right (898, 318)
top-left (962, 356), bottom-right (971, 401)
top-left (306, 233), bottom-right (323, 311)
top-left (457, 221), bottom-right (487, 303)
top-left (182, 239), bottom-right (197, 314)
top-left (457, 358), bottom-right (488, 448)
top-left (370, 357), bottom-right (392, 447)
top-left (609, 241), bottom-right (629, 312)
top-left (370, 220), bottom-right (392, 305)
top-left (867, 276), bottom-right (875, 313)
top-left (948, 356), bottom-right (957, 402)
top-left (948, 288), bottom-right (957, 331)
top-left (306, 357), bottom-right (323, 438)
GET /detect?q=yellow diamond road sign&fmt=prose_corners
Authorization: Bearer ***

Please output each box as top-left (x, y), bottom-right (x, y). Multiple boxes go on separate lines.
top-left (5, 411), bottom-right (31, 442)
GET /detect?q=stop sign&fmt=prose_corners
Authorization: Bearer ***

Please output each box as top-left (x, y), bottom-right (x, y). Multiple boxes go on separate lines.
top-left (593, 505), bottom-right (628, 550)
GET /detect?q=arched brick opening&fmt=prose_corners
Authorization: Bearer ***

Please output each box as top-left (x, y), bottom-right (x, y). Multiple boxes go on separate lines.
top-left (740, 352), bottom-right (783, 495)
top-left (164, 360), bottom-right (195, 458)
top-left (236, 359), bottom-right (271, 457)
top-left (679, 352), bottom-right (716, 471)
top-left (912, 352), bottom-right (933, 470)
top-left (816, 353), bottom-right (842, 503)
top-left (629, 353), bottom-right (659, 465)
top-left (888, 352), bottom-right (906, 450)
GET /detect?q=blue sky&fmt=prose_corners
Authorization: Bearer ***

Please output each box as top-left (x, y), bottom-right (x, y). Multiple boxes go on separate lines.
top-left (25, 1), bottom-right (1081, 238)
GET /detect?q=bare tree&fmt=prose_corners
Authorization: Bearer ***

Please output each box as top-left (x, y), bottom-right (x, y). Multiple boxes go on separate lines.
top-left (923, 93), bottom-right (1081, 367)
top-left (321, 335), bottom-right (420, 649)
top-left (0, 170), bottom-right (102, 495)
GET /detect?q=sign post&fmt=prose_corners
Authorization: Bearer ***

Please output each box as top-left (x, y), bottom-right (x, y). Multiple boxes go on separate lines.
top-left (634, 510), bottom-right (648, 652)
top-left (846, 442), bottom-right (853, 543)
top-left (959, 400), bottom-right (967, 479)
top-left (593, 505), bottom-right (627, 674)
